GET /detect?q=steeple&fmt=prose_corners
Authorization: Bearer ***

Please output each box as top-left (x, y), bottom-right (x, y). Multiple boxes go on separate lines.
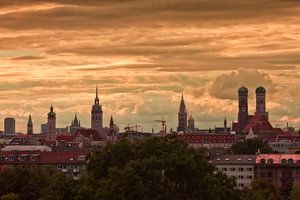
top-left (95, 86), bottom-right (99, 105)
top-left (179, 93), bottom-right (186, 112)
top-left (27, 114), bottom-right (33, 135)
top-left (109, 115), bottom-right (114, 127)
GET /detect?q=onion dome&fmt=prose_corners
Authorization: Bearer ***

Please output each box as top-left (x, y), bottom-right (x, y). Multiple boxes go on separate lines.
top-left (238, 86), bottom-right (248, 94)
top-left (256, 86), bottom-right (266, 93)
top-left (48, 105), bottom-right (56, 118)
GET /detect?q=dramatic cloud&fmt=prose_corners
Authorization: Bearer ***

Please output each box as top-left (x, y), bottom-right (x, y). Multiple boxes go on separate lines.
top-left (0, 0), bottom-right (299, 132)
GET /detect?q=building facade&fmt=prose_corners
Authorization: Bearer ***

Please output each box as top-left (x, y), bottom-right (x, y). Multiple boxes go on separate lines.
top-left (4, 118), bottom-right (15, 134)
top-left (211, 155), bottom-right (256, 189)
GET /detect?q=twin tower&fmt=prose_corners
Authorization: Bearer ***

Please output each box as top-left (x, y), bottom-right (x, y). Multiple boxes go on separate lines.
top-left (238, 86), bottom-right (269, 132)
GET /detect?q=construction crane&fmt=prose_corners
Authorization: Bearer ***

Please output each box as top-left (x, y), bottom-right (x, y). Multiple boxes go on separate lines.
top-left (155, 117), bottom-right (167, 133)
top-left (124, 123), bottom-right (142, 132)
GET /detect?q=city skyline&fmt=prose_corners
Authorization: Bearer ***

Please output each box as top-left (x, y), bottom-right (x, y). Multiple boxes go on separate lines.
top-left (0, 0), bottom-right (299, 132)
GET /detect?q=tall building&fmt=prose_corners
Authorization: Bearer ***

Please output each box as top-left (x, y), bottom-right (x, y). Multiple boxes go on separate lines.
top-left (27, 114), bottom-right (33, 135)
top-left (4, 118), bottom-right (15, 134)
top-left (70, 113), bottom-right (81, 133)
top-left (47, 105), bottom-right (56, 133)
top-left (238, 86), bottom-right (249, 132)
top-left (91, 86), bottom-right (103, 134)
top-left (177, 94), bottom-right (187, 133)
top-left (255, 86), bottom-right (269, 120)
top-left (188, 115), bottom-right (195, 131)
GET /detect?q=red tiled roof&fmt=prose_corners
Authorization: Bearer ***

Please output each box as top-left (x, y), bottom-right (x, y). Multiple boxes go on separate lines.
top-left (177, 134), bottom-right (236, 144)
top-left (242, 114), bottom-right (274, 133)
top-left (0, 150), bottom-right (89, 165)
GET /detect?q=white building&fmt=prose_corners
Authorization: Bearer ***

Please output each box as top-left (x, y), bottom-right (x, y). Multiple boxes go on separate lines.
top-left (210, 155), bottom-right (256, 189)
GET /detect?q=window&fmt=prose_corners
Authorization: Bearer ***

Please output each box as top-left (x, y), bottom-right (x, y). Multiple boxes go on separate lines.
top-left (268, 159), bottom-right (273, 164)
top-left (238, 183), bottom-right (244, 187)
top-left (247, 176), bottom-right (253, 179)
top-left (288, 159), bottom-right (294, 165)
top-left (8, 156), bottom-right (15, 161)
top-left (260, 159), bottom-right (266, 165)
top-left (268, 171), bottom-right (273, 178)
top-left (230, 168), bottom-right (235, 171)
top-left (281, 159), bottom-right (287, 165)
top-left (238, 167), bottom-right (244, 171)
top-left (238, 175), bottom-right (244, 179)
top-left (222, 168), bottom-right (227, 171)
top-left (247, 168), bottom-right (252, 171)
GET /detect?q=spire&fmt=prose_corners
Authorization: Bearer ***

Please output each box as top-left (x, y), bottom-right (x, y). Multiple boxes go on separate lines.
top-left (28, 114), bottom-right (33, 125)
top-left (110, 115), bottom-right (114, 127)
top-left (50, 104), bottom-right (53, 112)
top-left (179, 93), bottom-right (186, 112)
top-left (95, 86), bottom-right (99, 104)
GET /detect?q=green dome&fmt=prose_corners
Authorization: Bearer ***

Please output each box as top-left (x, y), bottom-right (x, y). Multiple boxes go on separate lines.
top-left (256, 86), bottom-right (266, 93)
top-left (238, 86), bottom-right (248, 94)
top-left (47, 105), bottom-right (56, 118)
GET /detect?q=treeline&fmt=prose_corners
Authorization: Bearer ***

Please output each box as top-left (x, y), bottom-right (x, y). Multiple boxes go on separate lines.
top-left (0, 136), bottom-right (298, 200)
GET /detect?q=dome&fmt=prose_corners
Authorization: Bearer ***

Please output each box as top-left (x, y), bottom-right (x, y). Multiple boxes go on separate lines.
top-left (47, 105), bottom-right (56, 118)
top-left (238, 86), bottom-right (248, 94)
top-left (256, 86), bottom-right (266, 93)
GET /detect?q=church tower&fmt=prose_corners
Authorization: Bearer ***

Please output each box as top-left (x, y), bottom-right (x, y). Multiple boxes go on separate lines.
top-left (91, 86), bottom-right (103, 133)
top-left (255, 86), bottom-right (269, 120)
top-left (27, 114), bottom-right (33, 135)
top-left (47, 105), bottom-right (56, 133)
top-left (238, 87), bottom-right (249, 132)
top-left (177, 94), bottom-right (187, 133)
top-left (188, 115), bottom-right (195, 132)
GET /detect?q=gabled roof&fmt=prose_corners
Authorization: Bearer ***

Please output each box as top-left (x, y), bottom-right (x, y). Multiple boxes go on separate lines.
top-left (242, 114), bottom-right (273, 133)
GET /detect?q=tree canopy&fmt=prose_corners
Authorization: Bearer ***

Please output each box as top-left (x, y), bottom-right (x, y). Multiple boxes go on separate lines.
top-left (229, 138), bottom-right (273, 154)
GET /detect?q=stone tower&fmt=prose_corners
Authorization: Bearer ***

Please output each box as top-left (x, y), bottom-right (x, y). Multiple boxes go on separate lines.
top-left (255, 86), bottom-right (269, 120)
top-left (27, 114), bottom-right (33, 135)
top-left (238, 87), bottom-right (249, 132)
top-left (91, 86), bottom-right (103, 133)
top-left (177, 94), bottom-right (187, 133)
top-left (47, 105), bottom-right (56, 133)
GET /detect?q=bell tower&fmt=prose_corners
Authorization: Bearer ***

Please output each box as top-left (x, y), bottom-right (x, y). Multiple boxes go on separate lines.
top-left (238, 86), bottom-right (249, 132)
top-left (47, 105), bottom-right (56, 133)
top-left (255, 86), bottom-right (268, 120)
top-left (91, 86), bottom-right (103, 133)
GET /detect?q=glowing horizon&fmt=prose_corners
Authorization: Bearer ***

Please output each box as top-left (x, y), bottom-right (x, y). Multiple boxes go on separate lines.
top-left (0, 0), bottom-right (299, 133)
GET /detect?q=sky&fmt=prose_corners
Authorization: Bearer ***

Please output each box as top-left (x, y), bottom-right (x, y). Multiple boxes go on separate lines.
top-left (0, 0), bottom-right (299, 133)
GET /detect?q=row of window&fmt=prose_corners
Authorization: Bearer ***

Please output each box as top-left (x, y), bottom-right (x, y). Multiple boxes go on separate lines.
top-left (260, 158), bottom-right (294, 165)
top-left (231, 175), bottom-right (253, 180)
top-left (0, 155), bottom-right (39, 162)
top-left (221, 167), bottom-right (252, 172)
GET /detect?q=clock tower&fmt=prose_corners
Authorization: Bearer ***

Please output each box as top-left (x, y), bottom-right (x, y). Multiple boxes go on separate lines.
top-left (91, 86), bottom-right (103, 134)
top-left (238, 86), bottom-right (249, 132)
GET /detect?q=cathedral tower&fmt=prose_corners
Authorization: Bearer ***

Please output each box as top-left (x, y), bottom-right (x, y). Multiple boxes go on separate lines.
top-left (238, 87), bottom-right (249, 132)
top-left (91, 86), bottom-right (103, 133)
top-left (177, 94), bottom-right (187, 133)
top-left (27, 114), bottom-right (33, 135)
top-left (47, 105), bottom-right (56, 133)
top-left (255, 86), bottom-right (268, 120)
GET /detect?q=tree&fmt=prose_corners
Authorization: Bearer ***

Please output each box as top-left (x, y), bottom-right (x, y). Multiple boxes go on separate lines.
top-left (240, 179), bottom-right (279, 200)
top-left (0, 193), bottom-right (19, 200)
top-left (290, 187), bottom-right (300, 200)
top-left (230, 138), bottom-right (273, 154)
top-left (87, 136), bottom-right (239, 200)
